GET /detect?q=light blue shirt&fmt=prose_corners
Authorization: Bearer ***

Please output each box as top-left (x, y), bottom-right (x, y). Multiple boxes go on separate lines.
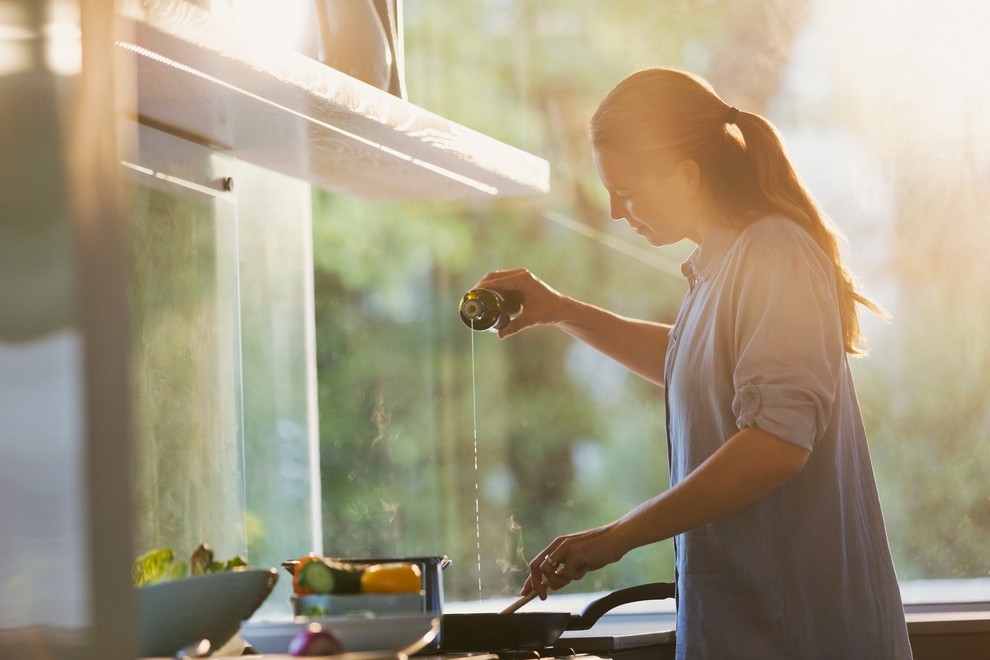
top-left (664, 216), bottom-right (912, 659)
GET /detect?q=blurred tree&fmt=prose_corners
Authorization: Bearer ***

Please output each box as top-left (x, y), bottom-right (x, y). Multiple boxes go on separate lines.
top-left (817, 3), bottom-right (990, 578)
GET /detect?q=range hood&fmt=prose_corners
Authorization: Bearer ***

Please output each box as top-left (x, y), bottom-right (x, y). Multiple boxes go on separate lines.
top-left (118, 0), bottom-right (550, 202)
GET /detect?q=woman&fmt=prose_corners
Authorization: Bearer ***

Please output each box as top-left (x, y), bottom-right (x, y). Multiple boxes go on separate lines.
top-left (476, 68), bottom-right (912, 659)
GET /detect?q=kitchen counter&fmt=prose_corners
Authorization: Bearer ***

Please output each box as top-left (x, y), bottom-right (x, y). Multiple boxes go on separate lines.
top-left (145, 657), bottom-right (498, 660)
top-left (553, 613), bottom-right (676, 660)
top-left (138, 608), bottom-right (990, 660)
top-left (557, 613), bottom-right (675, 651)
top-left (905, 605), bottom-right (990, 660)
top-left (555, 607), bottom-right (990, 660)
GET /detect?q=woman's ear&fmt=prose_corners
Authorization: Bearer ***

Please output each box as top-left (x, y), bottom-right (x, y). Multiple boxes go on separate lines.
top-left (675, 159), bottom-right (702, 194)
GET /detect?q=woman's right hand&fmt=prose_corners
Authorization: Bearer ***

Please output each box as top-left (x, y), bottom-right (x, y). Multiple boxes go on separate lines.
top-left (521, 522), bottom-right (629, 600)
top-left (474, 269), bottom-right (568, 338)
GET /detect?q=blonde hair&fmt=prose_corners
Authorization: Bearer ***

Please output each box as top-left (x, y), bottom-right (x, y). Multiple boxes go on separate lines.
top-left (589, 67), bottom-right (884, 355)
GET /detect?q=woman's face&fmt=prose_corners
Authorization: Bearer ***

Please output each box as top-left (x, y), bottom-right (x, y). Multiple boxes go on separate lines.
top-left (592, 146), bottom-right (706, 246)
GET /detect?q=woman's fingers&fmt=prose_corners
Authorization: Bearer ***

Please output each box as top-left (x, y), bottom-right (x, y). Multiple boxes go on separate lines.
top-left (527, 541), bottom-right (563, 599)
top-left (472, 269), bottom-right (566, 338)
top-left (520, 573), bottom-right (535, 597)
top-left (520, 525), bottom-right (626, 598)
top-left (523, 540), bottom-right (575, 599)
top-left (475, 268), bottom-right (528, 290)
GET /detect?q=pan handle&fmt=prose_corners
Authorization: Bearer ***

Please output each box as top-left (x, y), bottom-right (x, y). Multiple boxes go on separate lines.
top-left (568, 581), bottom-right (675, 631)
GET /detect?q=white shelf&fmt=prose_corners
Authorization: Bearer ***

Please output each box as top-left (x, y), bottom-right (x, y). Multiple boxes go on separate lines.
top-left (117, 0), bottom-right (550, 201)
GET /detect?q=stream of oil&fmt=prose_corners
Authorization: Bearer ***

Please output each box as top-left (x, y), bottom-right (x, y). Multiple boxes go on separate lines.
top-left (470, 320), bottom-right (483, 596)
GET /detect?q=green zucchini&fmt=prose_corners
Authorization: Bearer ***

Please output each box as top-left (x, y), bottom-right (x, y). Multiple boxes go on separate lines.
top-left (296, 559), bottom-right (364, 594)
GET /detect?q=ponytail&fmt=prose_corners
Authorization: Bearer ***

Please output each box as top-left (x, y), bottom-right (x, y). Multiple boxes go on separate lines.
top-left (590, 67), bottom-right (885, 355)
top-left (731, 110), bottom-right (886, 355)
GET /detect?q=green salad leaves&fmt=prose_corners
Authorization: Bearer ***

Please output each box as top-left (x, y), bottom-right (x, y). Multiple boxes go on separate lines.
top-left (132, 543), bottom-right (247, 586)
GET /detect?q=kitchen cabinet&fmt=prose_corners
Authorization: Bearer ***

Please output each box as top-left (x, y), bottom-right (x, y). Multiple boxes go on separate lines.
top-left (117, 0), bottom-right (550, 202)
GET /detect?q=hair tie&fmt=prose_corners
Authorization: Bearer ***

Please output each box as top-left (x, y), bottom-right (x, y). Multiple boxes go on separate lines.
top-left (725, 106), bottom-right (739, 125)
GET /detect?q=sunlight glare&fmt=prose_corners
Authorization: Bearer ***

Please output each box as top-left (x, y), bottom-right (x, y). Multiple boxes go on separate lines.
top-left (835, 0), bottom-right (990, 125)
top-left (0, 0), bottom-right (32, 76)
top-left (228, 0), bottom-right (311, 53)
top-left (44, 0), bottom-right (80, 76)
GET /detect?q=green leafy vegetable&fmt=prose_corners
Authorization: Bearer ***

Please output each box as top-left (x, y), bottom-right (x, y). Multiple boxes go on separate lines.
top-left (133, 543), bottom-right (248, 586)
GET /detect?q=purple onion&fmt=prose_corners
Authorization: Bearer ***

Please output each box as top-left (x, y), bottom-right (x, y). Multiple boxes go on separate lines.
top-left (288, 623), bottom-right (344, 656)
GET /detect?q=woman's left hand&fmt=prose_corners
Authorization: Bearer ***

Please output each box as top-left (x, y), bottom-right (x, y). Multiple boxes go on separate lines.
top-left (521, 523), bottom-right (628, 600)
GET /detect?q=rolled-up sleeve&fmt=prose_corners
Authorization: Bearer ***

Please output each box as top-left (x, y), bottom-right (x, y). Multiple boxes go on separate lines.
top-left (729, 238), bottom-right (843, 451)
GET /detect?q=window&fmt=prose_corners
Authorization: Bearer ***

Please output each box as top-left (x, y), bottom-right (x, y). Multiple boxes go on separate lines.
top-left (313, 0), bottom-right (990, 605)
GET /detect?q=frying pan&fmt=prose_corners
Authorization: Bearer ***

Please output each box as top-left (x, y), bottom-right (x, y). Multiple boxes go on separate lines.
top-left (439, 581), bottom-right (675, 651)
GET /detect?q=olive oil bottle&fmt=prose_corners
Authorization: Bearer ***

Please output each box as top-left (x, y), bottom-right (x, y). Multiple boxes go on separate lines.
top-left (459, 288), bottom-right (523, 332)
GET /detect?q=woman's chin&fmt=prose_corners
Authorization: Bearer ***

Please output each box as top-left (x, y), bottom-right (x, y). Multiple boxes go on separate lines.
top-left (630, 224), bottom-right (672, 248)
top-left (640, 232), bottom-right (667, 248)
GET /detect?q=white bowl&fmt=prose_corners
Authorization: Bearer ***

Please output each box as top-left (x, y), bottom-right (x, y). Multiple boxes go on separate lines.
top-left (243, 614), bottom-right (439, 655)
top-left (136, 568), bottom-right (278, 657)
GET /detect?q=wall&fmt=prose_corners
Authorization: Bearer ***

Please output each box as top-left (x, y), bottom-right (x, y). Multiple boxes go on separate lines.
top-left (0, 0), bottom-right (135, 657)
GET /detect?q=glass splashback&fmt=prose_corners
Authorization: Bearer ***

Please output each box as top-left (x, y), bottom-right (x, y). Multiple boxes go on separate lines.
top-left (126, 128), bottom-right (247, 561)
top-left (236, 159), bottom-right (323, 616)
top-left (125, 127), bottom-right (321, 614)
